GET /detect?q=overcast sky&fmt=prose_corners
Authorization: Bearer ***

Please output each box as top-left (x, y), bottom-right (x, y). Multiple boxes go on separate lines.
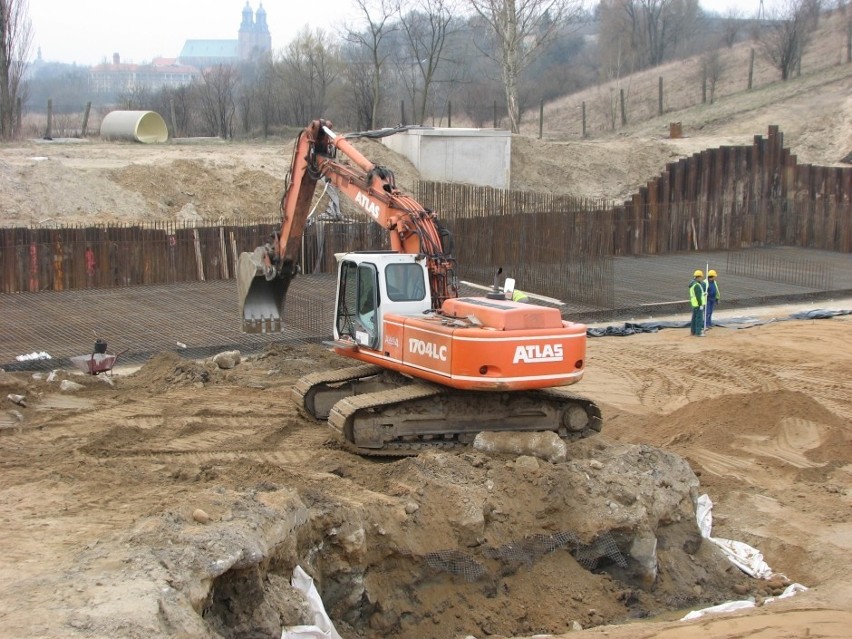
top-left (28, 0), bottom-right (768, 67)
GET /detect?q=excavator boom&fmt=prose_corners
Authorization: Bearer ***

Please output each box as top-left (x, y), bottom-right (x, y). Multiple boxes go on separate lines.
top-left (239, 119), bottom-right (456, 332)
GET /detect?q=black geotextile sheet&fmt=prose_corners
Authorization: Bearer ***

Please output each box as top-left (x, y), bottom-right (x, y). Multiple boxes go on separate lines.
top-left (586, 309), bottom-right (852, 337)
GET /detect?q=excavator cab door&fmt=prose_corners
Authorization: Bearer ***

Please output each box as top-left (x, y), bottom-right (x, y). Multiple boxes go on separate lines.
top-left (336, 260), bottom-right (380, 349)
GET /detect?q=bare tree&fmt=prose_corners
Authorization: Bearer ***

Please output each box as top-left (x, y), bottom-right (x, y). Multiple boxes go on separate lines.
top-left (254, 58), bottom-right (280, 137)
top-left (700, 48), bottom-right (724, 102)
top-left (758, 0), bottom-right (819, 80)
top-left (346, 0), bottom-right (398, 129)
top-left (598, 0), bottom-right (700, 70)
top-left (0, 0), bottom-right (33, 138)
top-left (198, 64), bottom-right (239, 138)
top-left (280, 28), bottom-right (341, 126)
top-left (341, 44), bottom-right (378, 130)
top-left (467, 0), bottom-right (583, 133)
top-left (151, 85), bottom-right (192, 137)
top-left (720, 6), bottom-right (745, 47)
top-left (397, 0), bottom-right (457, 124)
top-left (116, 84), bottom-right (151, 110)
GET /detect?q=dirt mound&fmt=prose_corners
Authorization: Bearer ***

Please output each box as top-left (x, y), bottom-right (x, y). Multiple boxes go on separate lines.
top-left (659, 389), bottom-right (844, 441)
top-left (0, 156), bottom-right (153, 225)
top-left (252, 342), bottom-right (346, 377)
top-left (141, 438), bottom-right (742, 639)
top-left (120, 351), bottom-right (224, 390)
top-left (641, 390), bottom-right (850, 479)
top-left (109, 159), bottom-right (282, 221)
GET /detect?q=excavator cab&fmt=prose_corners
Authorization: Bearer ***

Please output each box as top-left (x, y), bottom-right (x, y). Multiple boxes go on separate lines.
top-left (334, 252), bottom-right (432, 350)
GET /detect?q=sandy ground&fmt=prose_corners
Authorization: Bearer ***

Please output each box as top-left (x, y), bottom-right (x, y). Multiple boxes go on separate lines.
top-left (1, 298), bottom-right (850, 638)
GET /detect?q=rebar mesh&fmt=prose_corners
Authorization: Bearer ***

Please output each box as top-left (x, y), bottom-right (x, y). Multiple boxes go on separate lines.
top-left (573, 532), bottom-right (627, 570)
top-left (726, 250), bottom-right (835, 289)
top-left (3, 249), bottom-right (849, 372)
top-left (424, 550), bottom-right (487, 583)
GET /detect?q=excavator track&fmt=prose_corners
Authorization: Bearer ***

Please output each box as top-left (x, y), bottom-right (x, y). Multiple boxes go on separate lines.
top-left (292, 364), bottom-right (410, 420)
top-left (292, 368), bottom-right (603, 456)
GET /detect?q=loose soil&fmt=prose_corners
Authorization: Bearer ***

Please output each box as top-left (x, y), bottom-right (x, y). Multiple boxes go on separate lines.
top-left (1, 310), bottom-right (851, 638)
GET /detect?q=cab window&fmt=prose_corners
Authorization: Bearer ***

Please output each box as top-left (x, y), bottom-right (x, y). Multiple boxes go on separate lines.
top-left (385, 263), bottom-right (426, 302)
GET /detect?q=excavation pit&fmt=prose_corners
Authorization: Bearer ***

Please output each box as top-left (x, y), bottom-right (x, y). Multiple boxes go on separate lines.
top-left (151, 442), bottom-right (749, 639)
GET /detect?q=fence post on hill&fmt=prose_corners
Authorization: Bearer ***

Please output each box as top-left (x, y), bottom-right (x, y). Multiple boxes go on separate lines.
top-left (847, 19), bottom-right (851, 63)
top-left (45, 99), bottom-right (53, 139)
top-left (539, 100), bottom-right (544, 139)
top-left (493, 101), bottom-right (498, 128)
top-left (169, 98), bottom-right (178, 138)
top-left (658, 77), bottom-right (663, 116)
top-left (796, 43), bottom-right (802, 77)
top-left (748, 48), bottom-right (755, 90)
top-left (581, 101), bottom-right (586, 138)
top-left (620, 88), bottom-right (627, 126)
top-left (81, 102), bottom-right (91, 137)
top-left (702, 68), bottom-right (707, 104)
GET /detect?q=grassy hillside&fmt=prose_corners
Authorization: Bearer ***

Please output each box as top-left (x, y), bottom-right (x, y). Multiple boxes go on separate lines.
top-left (508, 9), bottom-right (851, 200)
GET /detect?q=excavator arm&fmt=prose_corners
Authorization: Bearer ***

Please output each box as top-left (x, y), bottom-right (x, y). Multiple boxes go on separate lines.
top-left (238, 119), bottom-right (457, 333)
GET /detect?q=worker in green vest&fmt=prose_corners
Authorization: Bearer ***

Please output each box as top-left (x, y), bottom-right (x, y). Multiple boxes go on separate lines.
top-left (511, 289), bottom-right (530, 303)
top-left (504, 277), bottom-right (530, 303)
top-left (689, 270), bottom-right (707, 336)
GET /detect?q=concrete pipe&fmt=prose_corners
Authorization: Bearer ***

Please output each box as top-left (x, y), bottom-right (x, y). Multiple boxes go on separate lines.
top-left (100, 110), bottom-right (169, 143)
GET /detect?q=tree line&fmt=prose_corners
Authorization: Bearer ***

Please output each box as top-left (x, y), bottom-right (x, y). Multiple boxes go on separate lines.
top-left (3, 0), bottom-right (843, 140)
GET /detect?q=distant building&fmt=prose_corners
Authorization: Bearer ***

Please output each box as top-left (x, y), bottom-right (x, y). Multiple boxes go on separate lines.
top-left (85, 4), bottom-right (271, 96)
top-left (89, 54), bottom-right (201, 95)
top-left (179, 2), bottom-right (272, 68)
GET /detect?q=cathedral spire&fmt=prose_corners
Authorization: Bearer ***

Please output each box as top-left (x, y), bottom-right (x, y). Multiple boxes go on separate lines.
top-left (240, 1), bottom-right (253, 29)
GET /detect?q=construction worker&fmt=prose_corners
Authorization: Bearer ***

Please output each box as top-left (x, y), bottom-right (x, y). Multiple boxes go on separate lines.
top-left (706, 269), bottom-right (720, 328)
top-left (504, 277), bottom-right (530, 303)
top-left (511, 289), bottom-right (530, 303)
top-left (688, 270), bottom-right (707, 336)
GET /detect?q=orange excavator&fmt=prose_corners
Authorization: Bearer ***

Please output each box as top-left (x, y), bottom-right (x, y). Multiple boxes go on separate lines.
top-left (238, 119), bottom-right (601, 455)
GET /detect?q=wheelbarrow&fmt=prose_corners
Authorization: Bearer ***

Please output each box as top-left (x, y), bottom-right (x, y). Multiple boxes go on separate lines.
top-left (70, 340), bottom-right (128, 375)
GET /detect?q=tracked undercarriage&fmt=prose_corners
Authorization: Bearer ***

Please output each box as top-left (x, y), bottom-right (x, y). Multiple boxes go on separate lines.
top-left (292, 365), bottom-right (603, 456)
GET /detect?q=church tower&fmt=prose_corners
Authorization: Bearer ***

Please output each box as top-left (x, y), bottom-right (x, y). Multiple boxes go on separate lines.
top-left (254, 4), bottom-right (272, 55)
top-left (238, 2), bottom-right (271, 61)
top-left (238, 2), bottom-right (255, 60)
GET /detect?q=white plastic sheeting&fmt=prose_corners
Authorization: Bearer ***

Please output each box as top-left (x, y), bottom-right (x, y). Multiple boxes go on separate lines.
top-left (281, 566), bottom-right (343, 639)
top-left (696, 494), bottom-right (773, 578)
top-left (681, 494), bottom-right (808, 621)
top-left (16, 351), bottom-right (51, 361)
top-left (681, 599), bottom-right (756, 621)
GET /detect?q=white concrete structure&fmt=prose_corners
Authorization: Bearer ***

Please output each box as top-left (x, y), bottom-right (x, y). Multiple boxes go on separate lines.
top-left (382, 127), bottom-right (511, 189)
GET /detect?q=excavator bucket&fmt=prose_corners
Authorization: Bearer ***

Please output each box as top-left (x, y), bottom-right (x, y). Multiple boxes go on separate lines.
top-left (237, 248), bottom-right (295, 333)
